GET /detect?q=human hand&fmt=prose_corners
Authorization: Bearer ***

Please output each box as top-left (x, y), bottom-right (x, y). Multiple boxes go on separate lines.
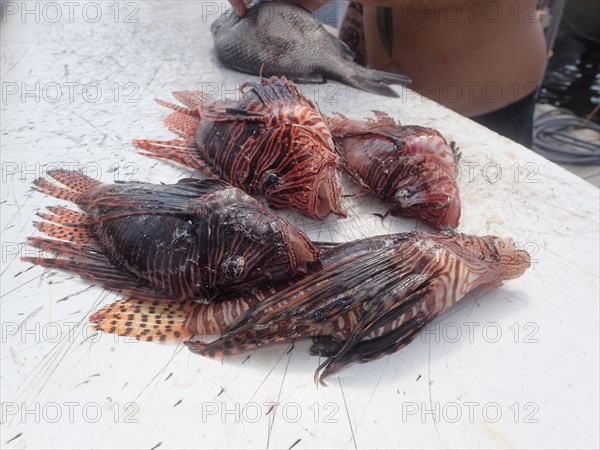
top-left (228, 0), bottom-right (252, 17)
top-left (228, 0), bottom-right (329, 17)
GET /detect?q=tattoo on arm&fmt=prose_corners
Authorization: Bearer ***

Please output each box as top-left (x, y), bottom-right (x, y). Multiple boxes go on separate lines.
top-left (339, 2), bottom-right (367, 65)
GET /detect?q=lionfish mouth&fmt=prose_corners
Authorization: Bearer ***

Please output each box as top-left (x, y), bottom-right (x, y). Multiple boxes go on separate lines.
top-left (494, 238), bottom-right (531, 280)
top-left (313, 166), bottom-right (346, 219)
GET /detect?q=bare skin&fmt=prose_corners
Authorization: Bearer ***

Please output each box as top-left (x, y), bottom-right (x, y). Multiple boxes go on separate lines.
top-left (228, 0), bottom-right (547, 116)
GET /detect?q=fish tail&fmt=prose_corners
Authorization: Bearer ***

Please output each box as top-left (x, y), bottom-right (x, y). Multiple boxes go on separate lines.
top-left (32, 169), bottom-right (101, 203)
top-left (345, 75), bottom-right (400, 98)
top-left (90, 298), bottom-right (196, 342)
top-left (363, 68), bottom-right (412, 86)
top-left (339, 67), bottom-right (411, 98)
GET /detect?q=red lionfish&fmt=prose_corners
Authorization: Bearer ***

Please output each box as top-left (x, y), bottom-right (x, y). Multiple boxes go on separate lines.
top-left (133, 76), bottom-right (346, 220)
top-left (22, 170), bottom-right (321, 301)
top-left (327, 111), bottom-right (461, 230)
top-left (91, 231), bottom-right (530, 382)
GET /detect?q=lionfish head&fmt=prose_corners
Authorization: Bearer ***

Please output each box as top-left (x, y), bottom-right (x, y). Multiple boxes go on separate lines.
top-left (483, 236), bottom-right (531, 281)
top-left (438, 233), bottom-right (531, 282)
top-left (395, 182), bottom-right (461, 230)
top-left (259, 134), bottom-right (346, 220)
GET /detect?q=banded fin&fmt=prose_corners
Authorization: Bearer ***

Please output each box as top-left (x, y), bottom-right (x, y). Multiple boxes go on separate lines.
top-left (33, 221), bottom-right (96, 245)
top-left (316, 313), bottom-right (428, 383)
top-left (33, 170), bottom-right (101, 203)
top-left (37, 206), bottom-right (91, 226)
top-left (132, 138), bottom-right (216, 176)
top-left (22, 237), bottom-right (169, 299)
top-left (71, 178), bottom-right (234, 223)
top-left (90, 298), bottom-right (195, 342)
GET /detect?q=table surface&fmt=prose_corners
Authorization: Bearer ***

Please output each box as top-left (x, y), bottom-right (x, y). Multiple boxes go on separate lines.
top-left (1, 2), bottom-right (599, 449)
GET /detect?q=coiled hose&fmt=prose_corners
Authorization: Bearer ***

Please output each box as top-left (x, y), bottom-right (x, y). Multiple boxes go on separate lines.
top-left (533, 107), bottom-right (600, 165)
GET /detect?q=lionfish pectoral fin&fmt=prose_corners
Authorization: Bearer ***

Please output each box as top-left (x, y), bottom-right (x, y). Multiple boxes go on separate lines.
top-left (315, 312), bottom-right (429, 384)
top-left (91, 298), bottom-right (196, 342)
top-left (312, 263), bottom-right (439, 383)
top-left (21, 237), bottom-right (156, 296)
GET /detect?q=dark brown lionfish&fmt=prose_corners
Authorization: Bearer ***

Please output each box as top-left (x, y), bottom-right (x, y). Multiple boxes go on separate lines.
top-left (133, 76), bottom-right (346, 220)
top-left (91, 231), bottom-right (530, 381)
top-left (327, 111), bottom-right (461, 230)
top-left (22, 170), bottom-right (321, 301)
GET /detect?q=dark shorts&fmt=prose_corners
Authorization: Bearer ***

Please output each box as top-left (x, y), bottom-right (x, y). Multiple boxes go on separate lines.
top-left (471, 89), bottom-right (537, 148)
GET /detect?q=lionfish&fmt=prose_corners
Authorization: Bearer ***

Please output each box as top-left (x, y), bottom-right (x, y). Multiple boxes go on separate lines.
top-left (327, 111), bottom-right (461, 230)
top-left (91, 231), bottom-right (530, 382)
top-left (133, 76), bottom-right (346, 220)
top-left (22, 170), bottom-right (321, 301)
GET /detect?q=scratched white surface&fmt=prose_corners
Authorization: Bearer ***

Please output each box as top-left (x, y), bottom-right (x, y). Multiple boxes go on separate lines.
top-left (1, 1), bottom-right (599, 449)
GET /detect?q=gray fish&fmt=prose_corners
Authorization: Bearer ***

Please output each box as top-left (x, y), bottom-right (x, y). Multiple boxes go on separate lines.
top-left (211, 1), bottom-right (411, 97)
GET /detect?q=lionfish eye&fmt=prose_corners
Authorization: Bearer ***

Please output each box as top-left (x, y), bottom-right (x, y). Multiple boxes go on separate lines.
top-left (223, 256), bottom-right (246, 281)
top-left (264, 172), bottom-right (280, 188)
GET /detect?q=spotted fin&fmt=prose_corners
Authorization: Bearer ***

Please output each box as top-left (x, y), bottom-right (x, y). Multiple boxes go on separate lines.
top-left (90, 298), bottom-right (196, 342)
top-left (32, 170), bottom-right (101, 203)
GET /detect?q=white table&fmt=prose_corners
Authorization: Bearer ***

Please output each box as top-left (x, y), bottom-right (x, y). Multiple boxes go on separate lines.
top-left (1, 1), bottom-right (598, 448)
